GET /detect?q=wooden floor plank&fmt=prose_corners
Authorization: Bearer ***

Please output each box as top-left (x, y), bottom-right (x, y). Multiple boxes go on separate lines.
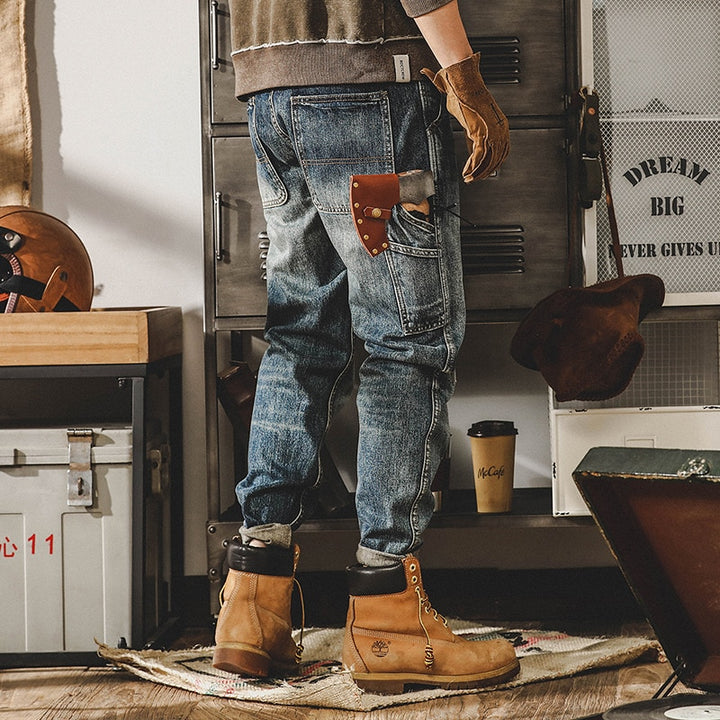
top-left (2, 660), bottom-right (685, 720)
top-left (0, 667), bottom-right (200, 720)
top-left (0, 667), bottom-right (89, 719)
top-left (0, 616), bottom-right (678, 720)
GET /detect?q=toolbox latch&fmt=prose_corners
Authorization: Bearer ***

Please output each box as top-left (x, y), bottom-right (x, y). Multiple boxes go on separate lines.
top-left (67, 428), bottom-right (94, 507)
top-left (149, 442), bottom-right (171, 496)
top-left (677, 455), bottom-right (711, 478)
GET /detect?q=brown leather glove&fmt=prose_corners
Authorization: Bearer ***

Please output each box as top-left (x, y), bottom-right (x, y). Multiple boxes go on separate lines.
top-left (422, 53), bottom-right (510, 182)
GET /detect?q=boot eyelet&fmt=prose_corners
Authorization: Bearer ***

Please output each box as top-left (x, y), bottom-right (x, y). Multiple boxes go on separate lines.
top-left (409, 563), bottom-right (417, 572)
top-left (411, 575), bottom-right (418, 584)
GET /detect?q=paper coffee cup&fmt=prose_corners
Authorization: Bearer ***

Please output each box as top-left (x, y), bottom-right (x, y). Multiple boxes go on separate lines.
top-left (467, 420), bottom-right (517, 513)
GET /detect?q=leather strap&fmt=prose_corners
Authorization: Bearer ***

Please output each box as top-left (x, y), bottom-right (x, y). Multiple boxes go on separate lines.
top-left (579, 87), bottom-right (624, 279)
top-left (0, 274), bottom-right (80, 311)
top-left (578, 88), bottom-right (602, 209)
top-left (598, 113), bottom-right (624, 278)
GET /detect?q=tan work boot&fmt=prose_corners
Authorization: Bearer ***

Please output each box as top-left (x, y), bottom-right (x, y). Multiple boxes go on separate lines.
top-left (342, 555), bottom-right (520, 693)
top-left (212, 538), bottom-right (302, 677)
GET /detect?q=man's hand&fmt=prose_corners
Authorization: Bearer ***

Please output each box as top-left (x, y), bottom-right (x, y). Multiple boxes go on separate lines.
top-left (422, 53), bottom-right (510, 182)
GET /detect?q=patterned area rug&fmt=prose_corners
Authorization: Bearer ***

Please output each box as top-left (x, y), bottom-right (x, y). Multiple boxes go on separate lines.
top-left (0, 0), bottom-right (32, 205)
top-left (98, 622), bottom-right (660, 711)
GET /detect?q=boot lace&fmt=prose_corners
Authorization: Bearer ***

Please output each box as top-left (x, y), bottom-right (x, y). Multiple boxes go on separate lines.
top-left (409, 561), bottom-right (448, 669)
top-left (293, 577), bottom-right (305, 662)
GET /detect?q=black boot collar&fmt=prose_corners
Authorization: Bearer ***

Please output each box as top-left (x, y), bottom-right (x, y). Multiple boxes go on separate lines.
top-left (346, 561), bottom-right (407, 596)
top-left (226, 538), bottom-right (295, 577)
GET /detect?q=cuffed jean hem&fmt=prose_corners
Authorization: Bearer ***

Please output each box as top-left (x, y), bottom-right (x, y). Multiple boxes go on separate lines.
top-left (356, 544), bottom-right (409, 567)
top-left (239, 523), bottom-right (293, 549)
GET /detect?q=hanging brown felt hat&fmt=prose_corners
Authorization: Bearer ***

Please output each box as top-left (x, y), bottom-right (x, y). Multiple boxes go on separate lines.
top-left (510, 274), bottom-right (665, 402)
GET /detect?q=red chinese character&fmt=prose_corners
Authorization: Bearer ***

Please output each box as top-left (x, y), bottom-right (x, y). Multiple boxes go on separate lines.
top-left (2, 537), bottom-right (18, 558)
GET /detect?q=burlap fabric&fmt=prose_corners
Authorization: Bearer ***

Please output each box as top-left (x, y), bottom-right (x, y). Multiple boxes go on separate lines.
top-left (0, 0), bottom-right (32, 206)
top-left (99, 623), bottom-right (660, 711)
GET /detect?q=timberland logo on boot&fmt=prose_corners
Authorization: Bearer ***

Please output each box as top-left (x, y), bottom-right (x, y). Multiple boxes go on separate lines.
top-left (371, 640), bottom-right (389, 658)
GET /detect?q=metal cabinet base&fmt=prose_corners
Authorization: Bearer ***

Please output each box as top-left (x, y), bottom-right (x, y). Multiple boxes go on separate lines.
top-left (205, 491), bottom-right (612, 616)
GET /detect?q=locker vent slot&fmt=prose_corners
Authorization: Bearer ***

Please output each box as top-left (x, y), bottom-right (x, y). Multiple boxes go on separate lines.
top-left (472, 37), bottom-right (521, 85)
top-left (461, 225), bottom-right (525, 275)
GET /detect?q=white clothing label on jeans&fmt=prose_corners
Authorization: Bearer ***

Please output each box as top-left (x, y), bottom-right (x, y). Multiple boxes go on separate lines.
top-left (394, 55), bottom-right (411, 83)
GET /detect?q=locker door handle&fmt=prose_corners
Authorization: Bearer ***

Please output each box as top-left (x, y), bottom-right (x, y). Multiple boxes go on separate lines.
top-left (214, 191), bottom-right (224, 261)
top-left (210, 0), bottom-right (220, 70)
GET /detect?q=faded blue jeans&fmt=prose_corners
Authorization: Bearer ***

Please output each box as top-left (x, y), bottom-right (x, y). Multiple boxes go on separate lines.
top-left (236, 81), bottom-right (465, 567)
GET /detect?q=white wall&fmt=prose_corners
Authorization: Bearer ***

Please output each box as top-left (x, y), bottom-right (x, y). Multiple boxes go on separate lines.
top-left (30, 1), bottom-right (207, 574)
top-left (449, 323), bottom-right (552, 492)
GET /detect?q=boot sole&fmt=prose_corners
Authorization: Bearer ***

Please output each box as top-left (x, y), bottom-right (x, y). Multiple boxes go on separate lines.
top-left (212, 642), bottom-right (271, 676)
top-left (351, 657), bottom-right (520, 695)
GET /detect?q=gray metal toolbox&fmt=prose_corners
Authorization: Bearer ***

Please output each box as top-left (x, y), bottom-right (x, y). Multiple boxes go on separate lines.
top-left (0, 426), bottom-right (145, 656)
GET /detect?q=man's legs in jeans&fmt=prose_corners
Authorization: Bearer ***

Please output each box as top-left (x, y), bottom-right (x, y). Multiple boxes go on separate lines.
top-left (236, 81), bottom-right (464, 561)
top-left (215, 83), bottom-right (517, 687)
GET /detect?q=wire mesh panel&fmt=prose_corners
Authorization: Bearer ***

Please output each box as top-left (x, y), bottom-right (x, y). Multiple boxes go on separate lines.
top-left (590, 0), bottom-right (720, 298)
top-left (554, 320), bottom-right (720, 410)
top-left (595, 118), bottom-right (720, 292)
top-left (592, 0), bottom-right (720, 117)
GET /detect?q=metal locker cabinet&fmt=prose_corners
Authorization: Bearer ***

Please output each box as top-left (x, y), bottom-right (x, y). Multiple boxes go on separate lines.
top-left (212, 136), bottom-right (268, 318)
top-left (459, 127), bottom-right (570, 310)
top-left (207, 0), bottom-right (247, 124)
top-left (459, 0), bottom-right (567, 117)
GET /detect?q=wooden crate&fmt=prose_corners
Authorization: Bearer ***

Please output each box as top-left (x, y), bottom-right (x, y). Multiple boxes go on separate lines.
top-left (0, 307), bottom-right (182, 366)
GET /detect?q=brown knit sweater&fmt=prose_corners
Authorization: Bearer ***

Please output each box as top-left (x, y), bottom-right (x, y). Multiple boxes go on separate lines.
top-left (228, 0), bottom-right (452, 97)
